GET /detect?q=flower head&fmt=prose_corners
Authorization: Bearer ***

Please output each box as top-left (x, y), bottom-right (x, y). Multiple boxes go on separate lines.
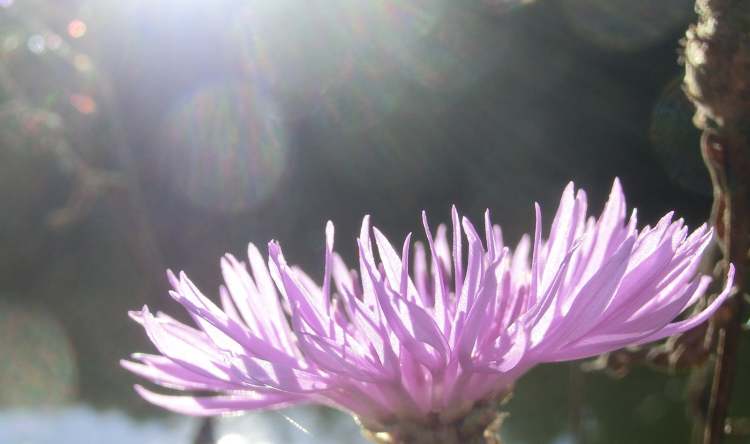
top-left (123, 179), bottom-right (733, 428)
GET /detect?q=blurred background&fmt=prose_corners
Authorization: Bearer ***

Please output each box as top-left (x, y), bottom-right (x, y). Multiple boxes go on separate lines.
top-left (1, 0), bottom-right (748, 443)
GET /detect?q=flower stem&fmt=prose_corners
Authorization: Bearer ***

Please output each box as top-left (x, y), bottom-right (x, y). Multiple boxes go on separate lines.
top-left (682, 1), bottom-right (750, 442)
top-left (357, 398), bottom-right (507, 444)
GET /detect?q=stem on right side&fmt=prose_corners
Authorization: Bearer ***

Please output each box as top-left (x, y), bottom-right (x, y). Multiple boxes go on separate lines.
top-left (682, 1), bottom-right (750, 443)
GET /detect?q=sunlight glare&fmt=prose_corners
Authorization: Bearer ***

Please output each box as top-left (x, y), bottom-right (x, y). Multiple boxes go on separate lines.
top-left (217, 433), bottom-right (251, 444)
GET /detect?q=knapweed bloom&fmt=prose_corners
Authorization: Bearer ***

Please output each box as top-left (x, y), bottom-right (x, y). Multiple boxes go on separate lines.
top-left (123, 179), bottom-right (734, 441)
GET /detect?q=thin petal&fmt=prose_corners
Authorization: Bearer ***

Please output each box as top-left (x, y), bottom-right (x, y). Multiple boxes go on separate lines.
top-left (134, 385), bottom-right (303, 416)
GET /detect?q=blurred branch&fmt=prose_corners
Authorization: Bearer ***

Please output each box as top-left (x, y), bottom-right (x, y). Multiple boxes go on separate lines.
top-left (1, 61), bottom-right (125, 230)
top-left (584, 2), bottom-right (749, 442)
top-left (569, 363), bottom-right (584, 444)
top-left (582, 315), bottom-right (717, 378)
top-left (193, 417), bottom-right (215, 444)
top-left (46, 161), bottom-right (126, 230)
top-left (698, 133), bottom-right (748, 444)
top-left (682, 0), bottom-right (750, 443)
top-left (79, 66), bottom-right (169, 306)
top-left (1, 5), bottom-right (167, 305)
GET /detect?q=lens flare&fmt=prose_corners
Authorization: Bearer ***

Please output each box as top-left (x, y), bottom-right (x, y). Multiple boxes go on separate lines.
top-left (67, 20), bottom-right (87, 39)
top-left (158, 82), bottom-right (288, 213)
top-left (230, 1), bottom-right (352, 107)
top-left (69, 94), bottom-right (97, 115)
top-left (2, 35), bottom-right (19, 52)
top-left (217, 434), bottom-right (250, 444)
top-left (317, 107), bottom-right (449, 194)
top-left (229, 1), bottom-right (507, 129)
top-left (361, 1), bottom-right (505, 91)
top-left (312, 1), bottom-right (511, 136)
top-left (649, 78), bottom-right (711, 195)
top-left (45, 33), bottom-right (62, 51)
top-left (26, 35), bottom-right (46, 54)
top-left (561, 0), bottom-right (693, 52)
top-left (73, 54), bottom-right (93, 73)
top-left (482, 0), bottom-right (536, 14)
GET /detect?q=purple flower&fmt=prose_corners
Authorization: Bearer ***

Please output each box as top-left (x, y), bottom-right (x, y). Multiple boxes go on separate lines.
top-left (122, 179), bottom-right (733, 426)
